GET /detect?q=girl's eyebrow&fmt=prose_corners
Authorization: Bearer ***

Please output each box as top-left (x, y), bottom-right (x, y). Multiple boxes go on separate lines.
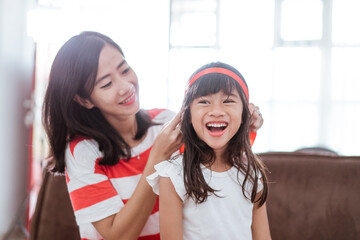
top-left (95, 60), bottom-right (127, 85)
top-left (228, 90), bottom-right (240, 98)
top-left (225, 93), bottom-right (236, 98)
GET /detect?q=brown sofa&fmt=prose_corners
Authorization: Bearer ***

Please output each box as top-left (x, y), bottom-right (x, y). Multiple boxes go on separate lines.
top-left (30, 151), bottom-right (360, 240)
top-left (262, 152), bottom-right (360, 240)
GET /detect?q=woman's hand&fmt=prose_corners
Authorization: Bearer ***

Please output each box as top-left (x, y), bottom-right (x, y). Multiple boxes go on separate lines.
top-left (150, 111), bottom-right (184, 164)
top-left (249, 103), bottom-right (264, 132)
top-left (92, 111), bottom-right (184, 240)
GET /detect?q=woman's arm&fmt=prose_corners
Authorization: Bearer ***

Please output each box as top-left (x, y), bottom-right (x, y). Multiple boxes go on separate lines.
top-left (159, 177), bottom-right (183, 240)
top-left (251, 191), bottom-right (272, 240)
top-left (92, 174), bottom-right (158, 240)
top-left (92, 112), bottom-right (184, 240)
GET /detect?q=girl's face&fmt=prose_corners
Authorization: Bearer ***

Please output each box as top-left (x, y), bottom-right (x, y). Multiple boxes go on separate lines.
top-left (84, 44), bottom-right (140, 122)
top-left (190, 88), bottom-right (243, 157)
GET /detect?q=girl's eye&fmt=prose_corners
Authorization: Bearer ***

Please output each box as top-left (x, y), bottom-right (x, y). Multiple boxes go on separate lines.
top-left (100, 82), bottom-right (112, 89)
top-left (199, 100), bottom-right (209, 104)
top-left (224, 99), bottom-right (235, 103)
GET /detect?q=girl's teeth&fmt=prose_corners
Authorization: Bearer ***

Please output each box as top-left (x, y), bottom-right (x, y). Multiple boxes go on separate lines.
top-left (206, 123), bottom-right (227, 127)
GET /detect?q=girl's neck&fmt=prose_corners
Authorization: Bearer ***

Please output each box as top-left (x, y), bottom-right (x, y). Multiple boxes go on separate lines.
top-left (204, 152), bottom-right (232, 172)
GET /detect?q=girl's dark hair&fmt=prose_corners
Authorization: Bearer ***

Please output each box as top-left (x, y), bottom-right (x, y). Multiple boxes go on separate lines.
top-left (42, 31), bottom-right (152, 173)
top-left (180, 62), bottom-right (268, 206)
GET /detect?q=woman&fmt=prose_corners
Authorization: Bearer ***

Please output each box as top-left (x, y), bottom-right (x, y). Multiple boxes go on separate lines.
top-left (42, 31), bottom-right (264, 240)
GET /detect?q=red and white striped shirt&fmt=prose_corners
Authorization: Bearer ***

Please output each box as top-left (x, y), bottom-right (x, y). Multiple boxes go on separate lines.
top-left (65, 109), bottom-right (175, 240)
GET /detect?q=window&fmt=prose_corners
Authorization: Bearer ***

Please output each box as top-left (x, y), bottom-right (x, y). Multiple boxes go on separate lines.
top-left (169, 0), bottom-right (360, 155)
top-left (272, 0), bottom-right (360, 155)
top-left (167, 0), bottom-right (220, 110)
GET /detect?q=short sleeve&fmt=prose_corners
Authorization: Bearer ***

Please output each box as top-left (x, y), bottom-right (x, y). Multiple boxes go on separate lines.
top-left (146, 157), bottom-right (186, 201)
top-left (244, 169), bottom-right (264, 195)
top-left (65, 138), bottom-right (123, 225)
top-left (256, 171), bottom-right (264, 193)
top-left (240, 154), bottom-right (264, 194)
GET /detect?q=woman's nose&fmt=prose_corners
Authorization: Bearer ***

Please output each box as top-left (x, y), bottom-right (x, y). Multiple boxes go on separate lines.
top-left (115, 77), bottom-right (132, 96)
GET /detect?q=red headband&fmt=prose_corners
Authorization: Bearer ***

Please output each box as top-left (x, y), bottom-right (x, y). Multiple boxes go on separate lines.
top-left (185, 67), bottom-right (249, 102)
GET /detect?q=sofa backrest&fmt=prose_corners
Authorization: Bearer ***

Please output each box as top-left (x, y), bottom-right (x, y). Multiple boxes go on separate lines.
top-left (30, 170), bottom-right (80, 240)
top-left (30, 152), bottom-right (360, 240)
top-left (259, 152), bottom-right (360, 240)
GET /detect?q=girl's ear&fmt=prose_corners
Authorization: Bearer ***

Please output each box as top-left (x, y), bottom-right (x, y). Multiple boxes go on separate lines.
top-left (73, 95), bottom-right (95, 109)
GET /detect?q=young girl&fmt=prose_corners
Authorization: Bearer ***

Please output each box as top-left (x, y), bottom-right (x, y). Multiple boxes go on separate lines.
top-left (147, 62), bottom-right (271, 240)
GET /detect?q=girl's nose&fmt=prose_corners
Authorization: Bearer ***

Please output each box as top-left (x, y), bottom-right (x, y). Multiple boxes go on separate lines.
top-left (208, 104), bottom-right (225, 117)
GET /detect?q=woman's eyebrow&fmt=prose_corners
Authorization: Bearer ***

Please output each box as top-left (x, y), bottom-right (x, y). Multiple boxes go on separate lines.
top-left (95, 60), bottom-right (127, 85)
top-left (117, 60), bottom-right (126, 70)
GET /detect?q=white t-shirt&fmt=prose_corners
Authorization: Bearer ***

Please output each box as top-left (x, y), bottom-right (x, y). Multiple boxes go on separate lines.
top-left (147, 156), bottom-right (263, 240)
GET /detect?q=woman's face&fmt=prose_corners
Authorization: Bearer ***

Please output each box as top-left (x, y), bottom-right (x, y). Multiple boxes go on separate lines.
top-left (85, 44), bottom-right (140, 122)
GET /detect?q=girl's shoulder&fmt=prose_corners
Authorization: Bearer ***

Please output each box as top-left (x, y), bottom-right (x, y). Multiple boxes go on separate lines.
top-left (147, 155), bottom-right (186, 200)
top-left (155, 155), bottom-right (183, 175)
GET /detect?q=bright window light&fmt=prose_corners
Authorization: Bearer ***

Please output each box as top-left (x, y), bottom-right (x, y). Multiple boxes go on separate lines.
top-left (281, 0), bottom-right (323, 41)
top-left (332, 0), bottom-right (360, 44)
top-left (170, 12), bottom-right (217, 47)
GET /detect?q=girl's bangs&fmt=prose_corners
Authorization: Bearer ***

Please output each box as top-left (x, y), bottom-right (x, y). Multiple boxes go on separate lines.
top-left (190, 74), bottom-right (238, 99)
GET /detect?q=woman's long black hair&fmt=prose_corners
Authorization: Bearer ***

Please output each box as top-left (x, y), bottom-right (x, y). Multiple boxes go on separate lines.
top-left (180, 62), bottom-right (268, 206)
top-left (42, 31), bottom-right (152, 173)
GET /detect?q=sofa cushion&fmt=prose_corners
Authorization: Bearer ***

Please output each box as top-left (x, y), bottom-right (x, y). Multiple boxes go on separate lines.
top-left (260, 152), bottom-right (360, 240)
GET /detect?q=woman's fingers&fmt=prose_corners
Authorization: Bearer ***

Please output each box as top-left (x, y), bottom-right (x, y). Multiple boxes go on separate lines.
top-left (166, 110), bottom-right (183, 142)
top-left (165, 110), bottom-right (182, 131)
top-left (249, 103), bottom-right (264, 132)
top-left (151, 110), bottom-right (184, 161)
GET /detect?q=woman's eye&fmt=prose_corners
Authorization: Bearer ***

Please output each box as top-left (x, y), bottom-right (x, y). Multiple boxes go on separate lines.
top-left (122, 67), bottom-right (130, 74)
top-left (100, 82), bottom-right (112, 89)
top-left (199, 100), bottom-right (209, 104)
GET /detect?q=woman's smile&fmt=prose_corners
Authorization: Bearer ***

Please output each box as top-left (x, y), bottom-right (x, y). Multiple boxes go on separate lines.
top-left (119, 88), bottom-right (136, 105)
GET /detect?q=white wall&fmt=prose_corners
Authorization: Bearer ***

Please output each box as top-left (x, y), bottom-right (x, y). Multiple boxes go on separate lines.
top-left (0, 0), bottom-right (35, 237)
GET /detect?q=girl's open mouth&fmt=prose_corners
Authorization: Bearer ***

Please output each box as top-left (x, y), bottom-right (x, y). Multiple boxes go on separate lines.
top-left (206, 122), bottom-right (228, 136)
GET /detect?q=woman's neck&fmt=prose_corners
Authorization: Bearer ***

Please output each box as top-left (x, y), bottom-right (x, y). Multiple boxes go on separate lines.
top-left (107, 114), bottom-right (142, 148)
